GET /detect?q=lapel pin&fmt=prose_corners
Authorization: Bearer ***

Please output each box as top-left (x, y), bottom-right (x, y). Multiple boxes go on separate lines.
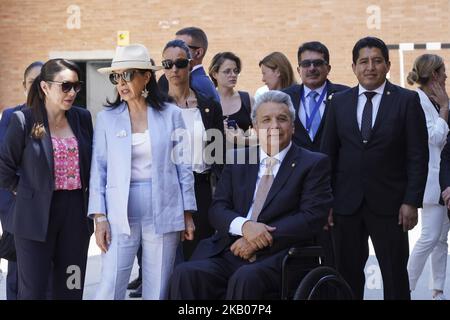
top-left (328, 93), bottom-right (334, 100)
top-left (116, 129), bottom-right (127, 138)
top-left (386, 91), bottom-right (391, 95)
top-left (205, 108), bottom-right (210, 113)
top-left (291, 162), bottom-right (296, 167)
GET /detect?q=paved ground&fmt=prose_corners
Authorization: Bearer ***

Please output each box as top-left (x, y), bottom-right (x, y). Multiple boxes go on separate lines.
top-left (1, 212), bottom-right (449, 300)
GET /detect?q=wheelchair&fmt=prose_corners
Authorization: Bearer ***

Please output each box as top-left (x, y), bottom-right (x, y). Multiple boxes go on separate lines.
top-left (281, 244), bottom-right (354, 300)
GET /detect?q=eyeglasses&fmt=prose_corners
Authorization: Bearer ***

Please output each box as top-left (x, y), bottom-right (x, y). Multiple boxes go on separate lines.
top-left (47, 81), bottom-right (82, 93)
top-left (299, 59), bottom-right (328, 68)
top-left (161, 59), bottom-right (190, 70)
top-left (109, 69), bottom-right (142, 85)
top-left (221, 68), bottom-right (240, 76)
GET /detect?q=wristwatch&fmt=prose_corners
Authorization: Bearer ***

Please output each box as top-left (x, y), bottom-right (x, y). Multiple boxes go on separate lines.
top-left (95, 215), bottom-right (108, 223)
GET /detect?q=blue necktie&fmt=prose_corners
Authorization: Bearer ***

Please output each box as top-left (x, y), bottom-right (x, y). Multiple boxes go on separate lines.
top-left (308, 90), bottom-right (320, 140)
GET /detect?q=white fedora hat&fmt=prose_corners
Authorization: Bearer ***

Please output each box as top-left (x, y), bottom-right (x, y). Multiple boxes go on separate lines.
top-left (98, 44), bottom-right (162, 74)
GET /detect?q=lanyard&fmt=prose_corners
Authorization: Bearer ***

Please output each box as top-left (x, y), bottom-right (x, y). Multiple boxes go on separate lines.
top-left (300, 84), bottom-right (328, 132)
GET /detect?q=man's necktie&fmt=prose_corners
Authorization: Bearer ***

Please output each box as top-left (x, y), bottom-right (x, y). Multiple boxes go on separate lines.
top-left (308, 90), bottom-right (320, 140)
top-left (250, 157), bottom-right (277, 222)
top-left (361, 91), bottom-right (377, 143)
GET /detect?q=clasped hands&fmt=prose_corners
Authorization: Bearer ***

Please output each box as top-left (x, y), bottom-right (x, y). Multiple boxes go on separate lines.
top-left (230, 221), bottom-right (276, 261)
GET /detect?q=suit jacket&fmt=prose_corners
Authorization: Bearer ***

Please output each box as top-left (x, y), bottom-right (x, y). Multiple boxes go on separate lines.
top-left (416, 88), bottom-right (449, 204)
top-left (283, 80), bottom-right (349, 151)
top-left (0, 104), bottom-right (24, 232)
top-left (193, 144), bottom-right (332, 263)
top-left (321, 81), bottom-right (429, 216)
top-left (0, 106), bottom-right (94, 241)
top-left (194, 91), bottom-right (225, 178)
top-left (88, 102), bottom-right (197, 235)
top-left (191, 66), bottom-right (221, 103)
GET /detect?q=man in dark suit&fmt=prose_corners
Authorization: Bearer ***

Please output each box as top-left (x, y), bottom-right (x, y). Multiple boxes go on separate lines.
top-left (283, 41), bottom-right (349, 152)
top-left (283, 42), bottom-right (348, 268)
top-left (169, 90), bottom-right (332, 299)
top-left (158, 26), bottom-right (220, 103)
top-left (321, 37), bottom-right (429, 300)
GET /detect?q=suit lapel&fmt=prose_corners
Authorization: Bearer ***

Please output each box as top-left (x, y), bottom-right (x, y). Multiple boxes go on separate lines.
top-left (114, 103), bottom-right (132, 173)
top-left (66, 109), bottom-right (86, 186)
top-left (294, 84), bottom-right (312, 142)
top-left (348, 86), bottom-right (363, 142)
top-left (260, 146), bottom-right (298, 213)
top-left (372, 81), bottom-right (395, 134)
top-left (39, 107), bottom-right (54, 181)
top-left (243, 148), bottom-right (259, 217)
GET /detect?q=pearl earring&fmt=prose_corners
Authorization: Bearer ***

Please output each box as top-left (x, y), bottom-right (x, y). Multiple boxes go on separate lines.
top-left (141, 88), bottom-right (149, 99)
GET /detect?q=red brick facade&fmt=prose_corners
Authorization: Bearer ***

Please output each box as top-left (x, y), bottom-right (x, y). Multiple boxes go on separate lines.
top-left (0, 0), bottom-right (449, 110)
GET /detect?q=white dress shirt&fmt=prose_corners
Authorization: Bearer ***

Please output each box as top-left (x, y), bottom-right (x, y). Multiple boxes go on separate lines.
top-left (356, 81), bottom-right (386, 129)
top-left (229, 142), bottom-right (292, 236)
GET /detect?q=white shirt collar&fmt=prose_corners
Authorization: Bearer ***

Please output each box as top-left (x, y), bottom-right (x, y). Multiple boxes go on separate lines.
top-left (358, 81), bottom-right (386, 96)
top-left (259, 142), bottom-right (292, 165)
top-left (191, 64), bottom-right (203, 72)
top-left (304, 82), bottom-right (327, 97)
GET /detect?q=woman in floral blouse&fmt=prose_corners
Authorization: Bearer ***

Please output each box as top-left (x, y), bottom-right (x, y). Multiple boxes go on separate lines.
top-left (0, 58), bottom-right (93, 299)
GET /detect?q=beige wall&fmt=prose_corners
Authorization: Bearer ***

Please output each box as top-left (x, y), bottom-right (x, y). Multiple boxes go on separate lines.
top-left (1, 0), bottom-right (449, 110)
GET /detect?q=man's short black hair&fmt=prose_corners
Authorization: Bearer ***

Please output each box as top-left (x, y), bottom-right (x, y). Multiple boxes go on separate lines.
top-left (297, 41), bottom-right (330, 64)
top-left (352, 36), bottom-right (389, 64)
top-left (176, 27), bottom-right (208, 51)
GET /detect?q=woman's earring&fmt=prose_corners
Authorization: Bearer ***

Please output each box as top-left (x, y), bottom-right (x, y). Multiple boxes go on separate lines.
top-left (141, 88), bottom-right (149, 99)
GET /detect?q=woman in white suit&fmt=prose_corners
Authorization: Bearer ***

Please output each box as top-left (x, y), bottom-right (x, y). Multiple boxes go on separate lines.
top-left (88, 44), bottom-right (197, 300)
top-left (407, 54), bottom-right (450, 300)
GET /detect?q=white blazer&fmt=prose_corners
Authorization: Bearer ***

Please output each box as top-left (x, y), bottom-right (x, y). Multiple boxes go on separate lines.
top-left (417, 88), bottom-right (449, 204)
top-left (88, 102), bottom-right (197, 235)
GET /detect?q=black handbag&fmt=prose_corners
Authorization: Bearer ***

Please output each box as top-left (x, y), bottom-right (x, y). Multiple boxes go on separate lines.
top-left (0, 230), bottom-right (16, 261)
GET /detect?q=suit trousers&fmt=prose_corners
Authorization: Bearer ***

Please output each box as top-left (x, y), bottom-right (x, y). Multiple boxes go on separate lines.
top-left (95, 181), bottom-right (179, 300)
top-left (169, 249), bottom-right (282, 300)
top-left (333, 201), bottom-right (410, 300)
top-left (6, 261), bottom-right (17, 300)
top-left (15, 190), bottom-right (90, 300)
top-left (408, 203), bottom-right (450, 291)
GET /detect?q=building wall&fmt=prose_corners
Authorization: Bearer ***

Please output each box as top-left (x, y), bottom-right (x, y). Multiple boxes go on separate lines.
top-left (0, 0), bottom-right (449, 110)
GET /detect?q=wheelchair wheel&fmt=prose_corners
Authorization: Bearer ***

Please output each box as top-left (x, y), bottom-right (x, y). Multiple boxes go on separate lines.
top-left (293, 266), bottom-right (354, 300)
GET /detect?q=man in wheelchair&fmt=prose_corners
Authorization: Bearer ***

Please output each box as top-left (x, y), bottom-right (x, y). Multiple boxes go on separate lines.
top-left (169, 90), bottom-right (333, 299)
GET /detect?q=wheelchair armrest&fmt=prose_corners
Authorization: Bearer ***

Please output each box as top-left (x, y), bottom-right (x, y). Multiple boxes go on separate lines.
top-left (288, 246), bottom-right (325, 258)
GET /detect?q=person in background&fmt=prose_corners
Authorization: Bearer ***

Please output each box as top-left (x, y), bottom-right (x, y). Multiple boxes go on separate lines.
top-left (158, 26), bottom-right (220, 103)
top-left (162, 39), bottom-right (224, 262)
top-left (208, 51), bottom-right (255, 148)
top-left (0, 58), bottom-right (93, 299)
top-left (90, 44), bottom-right (196, 300)
top-left (407, 53), bottom-right (449, 300)
top-left (254, 52), bottom-right (296, 101)
top-left (0, 61), bottom-right (43, 300)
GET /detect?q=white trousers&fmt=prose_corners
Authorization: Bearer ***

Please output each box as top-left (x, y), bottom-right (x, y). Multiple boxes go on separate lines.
top-left (95, 182), bottom-right (179, 300)
top-left (408, 203), bottom-right (450, 291)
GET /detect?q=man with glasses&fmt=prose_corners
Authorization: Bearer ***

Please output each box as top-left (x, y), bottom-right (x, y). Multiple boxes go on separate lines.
top-left (283, 41), bottom-right (349, 152)
top-left (158, 27), bottom-right (220, 103)
top-left (283, 42), bottom-right (348, 269)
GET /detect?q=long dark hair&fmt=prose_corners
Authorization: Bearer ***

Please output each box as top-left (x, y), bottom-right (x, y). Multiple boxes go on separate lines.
top-left (27, 59), bottom-right (81, 139)
top-left (106, 59), bottom-right (168, 110)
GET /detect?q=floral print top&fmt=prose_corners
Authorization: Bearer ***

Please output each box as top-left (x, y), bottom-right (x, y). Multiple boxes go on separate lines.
top-left (51, 136), bottom-right (82, 190)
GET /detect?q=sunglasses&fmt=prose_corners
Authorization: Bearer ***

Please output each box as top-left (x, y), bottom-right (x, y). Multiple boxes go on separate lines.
top-left (299, 59), bottom-right (328, 68)
top-left (109, 70), bottom-right (143, 85)
top-left (47, 81), bottom-right (82, 93)
top-left (161, 59), bottom-right (190, 70)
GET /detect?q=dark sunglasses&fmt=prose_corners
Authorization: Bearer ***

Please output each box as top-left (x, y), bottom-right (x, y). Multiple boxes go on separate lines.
top-left (161, 59), bottom-right (190, 70)
top-left (109, 69), bottom-right (143, 85)
top-left (299, 59), bottom-right (328, 68)
top-left (47, 81), bottom-right (82, 93)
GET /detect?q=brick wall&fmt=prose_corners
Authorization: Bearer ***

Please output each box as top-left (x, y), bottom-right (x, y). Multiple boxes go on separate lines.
top-left (0, 0), bottom-right (449, 110)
